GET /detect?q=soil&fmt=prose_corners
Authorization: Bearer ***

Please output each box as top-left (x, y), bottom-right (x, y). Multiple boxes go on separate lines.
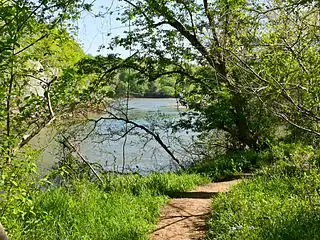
top-left (149, 179), bottom-right (240, 240)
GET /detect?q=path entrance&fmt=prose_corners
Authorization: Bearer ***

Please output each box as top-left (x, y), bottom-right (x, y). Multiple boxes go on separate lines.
top-left (150, 180), bottom-right (239, 240)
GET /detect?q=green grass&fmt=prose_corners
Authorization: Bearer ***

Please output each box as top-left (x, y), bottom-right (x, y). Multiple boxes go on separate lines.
top-left (7, 142), bottom-right (315, 239)
top-left (104, 172), bottom-right (209, 196)
top-left (208, 166), bottom-right (320, 240)
top-left (3, 172), bottom-right (209, 240)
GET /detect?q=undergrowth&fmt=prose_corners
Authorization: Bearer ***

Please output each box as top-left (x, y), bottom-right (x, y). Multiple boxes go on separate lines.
top-left (189, 150), bottom-right (272, 181)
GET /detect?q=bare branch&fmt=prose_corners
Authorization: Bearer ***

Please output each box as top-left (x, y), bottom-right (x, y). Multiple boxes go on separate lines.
top-left (92, 113), bottom-right (186, 170)
top-left (203, 0), bottom-right (220, 45)
top-left (227, 48), bottom-right (320, 123)
top-left (180, 1), bottom-right (197, 36)
top-left (248, 1), bottom-right (306, 15)
top-left (283, 38), bottom-right (309, 74)
top-left (277, 113), bottom-right (320, 137)
top-left (62, 135), bottom-right (104, 185)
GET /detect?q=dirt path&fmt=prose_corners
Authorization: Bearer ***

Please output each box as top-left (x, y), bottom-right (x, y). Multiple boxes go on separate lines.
top-left (149, 179), bottom-right (240, 240)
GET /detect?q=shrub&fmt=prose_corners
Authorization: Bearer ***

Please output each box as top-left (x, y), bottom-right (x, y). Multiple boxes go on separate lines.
top-left (189, 150), bottom-right (270, 181)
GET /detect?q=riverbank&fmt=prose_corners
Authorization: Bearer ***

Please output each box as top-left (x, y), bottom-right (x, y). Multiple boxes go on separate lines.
top-left (0, 147), bottom-right (265, 239)
top-left (0, 172), bottom-right (209, 239)
top-left (2, 143), bottom-right (319, 239)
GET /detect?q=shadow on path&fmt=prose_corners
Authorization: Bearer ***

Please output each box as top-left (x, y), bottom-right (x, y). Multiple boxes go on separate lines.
top-left (169, 192), bottom-right (218, 199)
top-left (149, 180), bottom-right (240, 240)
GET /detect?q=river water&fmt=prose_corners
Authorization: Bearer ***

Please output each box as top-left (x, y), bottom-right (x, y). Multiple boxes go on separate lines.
top-left (38, 98), bottom-right (198, 173)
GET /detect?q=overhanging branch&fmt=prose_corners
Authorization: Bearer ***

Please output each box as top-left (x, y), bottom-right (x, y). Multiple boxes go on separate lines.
top-left (91, 113), bottom-right (186, 170)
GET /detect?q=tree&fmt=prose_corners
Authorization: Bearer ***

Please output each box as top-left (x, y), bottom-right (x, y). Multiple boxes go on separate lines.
top-left (0, 0), bottom-right (91, 161)
top-left (0, 1), bottom-right (95, 236)
top-left (108, 0), bottom-right (267, 150)
top-left (251, 1), bottom-right (320, 140)
top-left (109, 0), bottom-right (320, 149)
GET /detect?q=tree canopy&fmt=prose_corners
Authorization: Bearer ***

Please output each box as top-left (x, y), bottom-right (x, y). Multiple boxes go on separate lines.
top-left (0, 0), bottom-right (92, 161)
top-left (108, 0), bottom-right (320, 150)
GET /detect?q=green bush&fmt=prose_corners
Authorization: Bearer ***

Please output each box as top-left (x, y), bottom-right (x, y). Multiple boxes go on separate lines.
top-left (189, 150), bottom-right (270, 181)
top-left (0, 149), bottom-right (44, 237)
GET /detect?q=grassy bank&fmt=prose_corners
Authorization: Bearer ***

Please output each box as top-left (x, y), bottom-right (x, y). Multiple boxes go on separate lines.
top-left (4, 143), bottom-right (317, 239)
top-left (207, 144), bottom-right (320, 239)
top-left (2, 173), bottom-right (209, 240)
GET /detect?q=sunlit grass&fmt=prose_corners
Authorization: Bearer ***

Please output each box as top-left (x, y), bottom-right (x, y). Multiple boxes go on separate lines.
top-left (4, 173), bottom-right (209, 239)
top-left (208, 166), bottom-right (320, 239)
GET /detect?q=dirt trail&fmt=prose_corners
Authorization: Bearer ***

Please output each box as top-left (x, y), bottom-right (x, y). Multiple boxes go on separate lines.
top-left (149, 179), bottom-right (239, 240)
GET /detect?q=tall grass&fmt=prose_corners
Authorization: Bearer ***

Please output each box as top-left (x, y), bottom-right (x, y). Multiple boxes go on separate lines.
top-left (207, 144), bottom-right (320, 239)
top-left (105, 172), bottom-right (209, 195)
top-left (3, 173), bottom-right (209, 239)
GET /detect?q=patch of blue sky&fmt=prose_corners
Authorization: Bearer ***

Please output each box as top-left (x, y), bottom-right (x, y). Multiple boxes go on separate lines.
top-left (77, 0), bottom-right (130, 57)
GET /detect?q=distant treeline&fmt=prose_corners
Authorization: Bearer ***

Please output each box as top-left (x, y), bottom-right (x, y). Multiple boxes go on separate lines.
top-left (76, 55), bottom-right (178, 99)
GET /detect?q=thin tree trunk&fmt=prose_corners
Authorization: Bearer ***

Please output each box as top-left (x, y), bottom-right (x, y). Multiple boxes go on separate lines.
top-left (6, 47), bottom-right (15, 164)
top-left (0, 223), bottom-right (9, 240)
top-left (62, 135), bottom-right (104, 185)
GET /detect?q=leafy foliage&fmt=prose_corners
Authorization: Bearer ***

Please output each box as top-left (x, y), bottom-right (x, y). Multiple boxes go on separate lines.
top-left (189, 150), bottom-right (267, 181)
top-left (2, 0), bottom-right (320, 238)
top-left (109, 0), bottom-right (320, 150)
top-left (77, 55), bottom-right (178, 98)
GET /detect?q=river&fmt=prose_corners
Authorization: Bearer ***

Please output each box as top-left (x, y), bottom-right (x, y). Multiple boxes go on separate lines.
top-left (37, 98), bottom-right (197, 174)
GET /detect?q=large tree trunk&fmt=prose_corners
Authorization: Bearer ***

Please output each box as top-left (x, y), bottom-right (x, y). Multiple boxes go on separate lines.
top-left (231, 93), bottom-right (261, 150)
top-left (216, 60), bottom-right (262, 150)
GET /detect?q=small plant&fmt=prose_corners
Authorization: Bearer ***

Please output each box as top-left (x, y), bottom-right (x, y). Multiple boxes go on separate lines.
top-left (0, 148), bottom-right (45, 238)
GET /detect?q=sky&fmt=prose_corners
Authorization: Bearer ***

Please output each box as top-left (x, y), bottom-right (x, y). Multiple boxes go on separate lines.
top-left (76, 0), bottom-right (130, 57)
